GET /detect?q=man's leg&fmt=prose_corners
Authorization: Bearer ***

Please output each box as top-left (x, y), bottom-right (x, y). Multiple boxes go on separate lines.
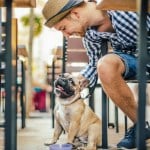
top-left (97, 54), bottom-right (137, 123)
top-left (97, 53), bottom-right (150, 149)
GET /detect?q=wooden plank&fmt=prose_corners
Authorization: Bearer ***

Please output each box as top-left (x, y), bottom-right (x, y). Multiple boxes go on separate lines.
top-left (0, 0), bottom-right (36, 7)
top-left (47, 67), bottom-right (62, 74)
top-left (66, 66), bottom-right (86, 73)
top-left (18, 45), bottom-right (28, 57)
top-left (67, 37), bottom-right (88, 62)
top-left (96, 0), bottom-right (150, 12)
top-left (67, 37), bottom-right (84, 49)
top-left (66, 37), bottom-right (88, 73)
top-left (67, 50), bottom-right (88, 63)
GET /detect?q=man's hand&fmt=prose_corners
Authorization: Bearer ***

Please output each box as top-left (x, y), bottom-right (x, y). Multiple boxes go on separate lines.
top-left (77, 74), bottom-right (89, 90)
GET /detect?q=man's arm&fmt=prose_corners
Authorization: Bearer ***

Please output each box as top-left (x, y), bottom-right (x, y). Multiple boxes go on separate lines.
top-left (79, 28), bottom-right (103, 87)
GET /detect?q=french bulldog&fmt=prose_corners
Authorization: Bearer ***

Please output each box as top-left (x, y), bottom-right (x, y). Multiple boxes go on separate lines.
top-left (45, 73), bottom-right (101, 150)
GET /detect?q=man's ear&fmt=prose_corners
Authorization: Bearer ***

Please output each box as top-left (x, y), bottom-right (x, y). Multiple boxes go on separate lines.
top-left (70, 9), bottom-right (80, 20)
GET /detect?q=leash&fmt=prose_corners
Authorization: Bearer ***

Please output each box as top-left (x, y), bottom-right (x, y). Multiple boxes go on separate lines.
top-left (82, 75), bottom-right (98, 100)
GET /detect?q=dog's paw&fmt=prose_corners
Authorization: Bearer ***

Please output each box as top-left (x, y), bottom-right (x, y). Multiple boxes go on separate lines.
top-left (44, 140), bottom-right (56, 146)
top-left (77, 146), bottom-right (85, 150)
top-left (77, 146), bottom-right (96, 150)
top-left (66, 143), bottom-right (77, 149)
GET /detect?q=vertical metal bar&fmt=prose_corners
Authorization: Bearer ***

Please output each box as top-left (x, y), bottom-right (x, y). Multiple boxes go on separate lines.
top-left (89, 87), bottom-right (95, 111)
top-left (101, 89), bottom-right (108, 148)
top-left (62, 37), bottom-right (67, 73)
top-left (0, 7), bottom-right (2, 115)
top-left (0, 75), bottom-right (1, 113)
top-left (137, 0), bottom-right (148, 149)
top-left (107, 99), bottom-right (110, 125)
top-left (115, 106), bottom-right (119, 133)
top-left (21, 61), bottom-right (26, 128)
top-left (5, 0), bottom-right (17, 150)
top-left (0, 8), bottom-right (2, 53)
top-left (124, 116), bottom-right (128, 133)
top-left (51, 60), bottom-right (55, 128)
top-left (101, 39), bottom-right (108, 148)
top-left (0, 8), bottom-right (2, 117)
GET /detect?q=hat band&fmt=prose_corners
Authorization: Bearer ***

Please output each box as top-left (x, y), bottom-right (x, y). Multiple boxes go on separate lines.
top-left (45, 0), bottom-right (83, 25)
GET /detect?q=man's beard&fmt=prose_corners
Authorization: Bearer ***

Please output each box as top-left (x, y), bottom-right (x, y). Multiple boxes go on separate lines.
top-left (71, 18), bottom-right (87, 37)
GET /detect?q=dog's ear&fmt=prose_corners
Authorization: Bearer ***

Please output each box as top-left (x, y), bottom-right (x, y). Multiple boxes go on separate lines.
top-left (64, 73), bottom-right (71, 77)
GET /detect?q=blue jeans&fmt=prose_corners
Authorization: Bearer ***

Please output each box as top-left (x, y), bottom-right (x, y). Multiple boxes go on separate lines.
top-left (113, 51), bottom-right (137, 79)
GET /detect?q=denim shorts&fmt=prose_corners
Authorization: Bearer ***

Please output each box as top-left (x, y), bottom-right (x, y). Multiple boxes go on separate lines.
top-left (112, 51), bottom-right (137, 79)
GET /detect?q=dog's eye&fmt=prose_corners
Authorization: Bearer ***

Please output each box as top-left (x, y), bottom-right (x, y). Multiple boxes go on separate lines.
top-left (68, 78), bottom-right (73, 82)
top-left (68, 78), bottom-right (75, 85)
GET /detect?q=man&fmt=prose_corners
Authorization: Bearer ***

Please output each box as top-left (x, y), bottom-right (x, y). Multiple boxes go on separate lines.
top-left (42, 0), bottom-right (150, 149)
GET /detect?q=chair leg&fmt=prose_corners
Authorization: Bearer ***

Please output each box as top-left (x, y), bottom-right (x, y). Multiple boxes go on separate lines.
top-left (124, 115), bottom-right (128, 133)
top-left (89, 87), bottom-right (95, 111)
top-left (108, 99), bottom-right (115, 129)
top-left (101, 89), bottom-right (108, 148)
top-left (115, 106), bottom-right (119, 133)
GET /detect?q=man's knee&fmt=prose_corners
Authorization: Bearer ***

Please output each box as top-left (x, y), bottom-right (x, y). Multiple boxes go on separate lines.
top-left (97, 55), bottom-right (124, 83)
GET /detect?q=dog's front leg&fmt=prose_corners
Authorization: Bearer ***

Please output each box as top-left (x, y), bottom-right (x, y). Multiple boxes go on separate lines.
top-left (67, 105), bottom-right (84, 145)
top-left (52, 119), bottom-right (63, 143)
top-left (45, 119), bottom-right (63, 146)
top-left (67, 120), bottom-right (80, 144)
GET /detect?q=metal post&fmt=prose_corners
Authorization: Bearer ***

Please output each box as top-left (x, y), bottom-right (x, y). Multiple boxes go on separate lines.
top-left (5, 0), bottom-right (17, 150)
top-left (137, 0), bottom-right (148, 149)
top-left (124, 116), bottom-right (128, 133)
top-left (0, 8), bottom-right (2, 53)
top-left (51, 60), bottom-right (55, 128)
top-left (101, 39), bottom-right (108, 148)
top-left (20, 61), bottom-right (26, 128)
top-left (62, 37), bottom-right (67, 73)
top-left (115, 106), bottom-right (119, 133)
top-left (101, 89), bottom-right (108, 148)
top-left (89, 87), bottom-right (95, 111)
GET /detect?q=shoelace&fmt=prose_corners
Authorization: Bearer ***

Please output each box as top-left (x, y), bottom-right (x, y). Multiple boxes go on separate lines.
top-left (125, 122), bottom-right (150, 139)
top-left (125, 125), bottom-right (136, 138)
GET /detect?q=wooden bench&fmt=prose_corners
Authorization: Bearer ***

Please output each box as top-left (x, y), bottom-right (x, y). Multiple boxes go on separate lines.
top-left (66, 37), bottom-right (88, 73)
top-left (0, 0), bottom-right (36, 7)
top-left (96, 0), bottom-right (150, 12)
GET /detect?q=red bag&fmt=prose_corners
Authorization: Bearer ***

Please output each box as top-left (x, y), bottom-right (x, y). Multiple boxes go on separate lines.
top-left (33, 90), bottom-right (46, 112)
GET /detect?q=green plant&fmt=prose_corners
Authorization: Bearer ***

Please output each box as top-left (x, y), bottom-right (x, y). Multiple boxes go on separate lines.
top-left (21, 14), bottom-right (43, 37)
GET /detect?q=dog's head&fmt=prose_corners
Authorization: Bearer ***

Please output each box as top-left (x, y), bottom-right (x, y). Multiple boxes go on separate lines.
top-left (54, 73), bottom-right (80, 99)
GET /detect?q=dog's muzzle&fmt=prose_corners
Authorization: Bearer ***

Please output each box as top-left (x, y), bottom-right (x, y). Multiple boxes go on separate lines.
top-left (54, 74), bottom-right (75, 98)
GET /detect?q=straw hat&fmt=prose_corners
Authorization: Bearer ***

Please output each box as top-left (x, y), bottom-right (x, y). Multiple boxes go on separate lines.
top-left (42, 0), bottom-right (84, 28)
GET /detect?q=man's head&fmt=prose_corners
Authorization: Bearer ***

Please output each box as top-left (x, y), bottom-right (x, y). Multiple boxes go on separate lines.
top-left (42, 0), bottom-right (84, 28)
top-left (43, 0), bottom-right (98, 37)
top-left (42, 0), bottom-right (102, 37)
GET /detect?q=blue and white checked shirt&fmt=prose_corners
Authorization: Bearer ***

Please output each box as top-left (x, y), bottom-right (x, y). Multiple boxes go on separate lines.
top-left (80, 10), bottom-right (150, 87)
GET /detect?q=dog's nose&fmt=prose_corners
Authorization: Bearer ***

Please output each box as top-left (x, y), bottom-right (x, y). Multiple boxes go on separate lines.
top-left (57, 77), bottom-right (67, 86)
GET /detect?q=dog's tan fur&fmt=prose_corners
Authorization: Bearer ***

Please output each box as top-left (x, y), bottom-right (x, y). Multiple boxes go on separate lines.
top-left (45, 73), bottom-right (101, 150)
